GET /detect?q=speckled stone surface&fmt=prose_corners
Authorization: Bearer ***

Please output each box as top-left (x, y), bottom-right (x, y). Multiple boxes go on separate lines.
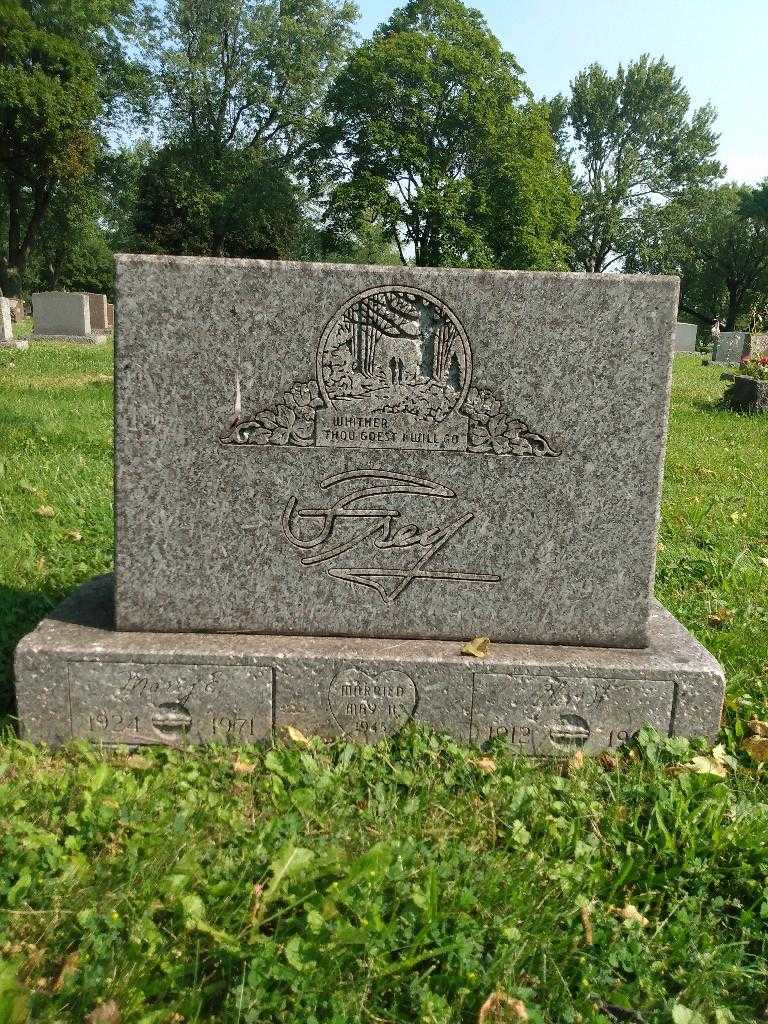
top-left (15, 576), bottom-right (724, 751)
top-left (115, 255), bottom-right (678, 648)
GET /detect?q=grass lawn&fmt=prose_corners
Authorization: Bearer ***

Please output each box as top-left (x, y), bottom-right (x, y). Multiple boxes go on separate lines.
top-left (0, 346), bottom-right (766, 1023)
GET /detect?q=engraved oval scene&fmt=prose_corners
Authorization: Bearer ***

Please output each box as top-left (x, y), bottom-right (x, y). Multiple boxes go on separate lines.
top-left (328, 667), bottom-right (418, 741)
top-left (317, 287), bottom-right (472, 425)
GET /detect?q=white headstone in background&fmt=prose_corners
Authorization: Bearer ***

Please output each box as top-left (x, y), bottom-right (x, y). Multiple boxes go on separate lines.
top-left (673, 322), bottom-right (697, 353)
top-left (713, 331), bottom-right (748, 365)
top-left (0, 298), bottom-right (27, 350)
top-left (0, 297), bottom-right (13, 345)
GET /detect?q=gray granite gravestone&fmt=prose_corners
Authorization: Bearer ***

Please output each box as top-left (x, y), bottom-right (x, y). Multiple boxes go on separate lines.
top-left (14, 256), bottom-right (725, 751)
top-left (31, 291), bottom-right (106, 342)
top-left (713, 331), bottom-right (748, 365)
top-left (673, 322), bottom-right (697, 353)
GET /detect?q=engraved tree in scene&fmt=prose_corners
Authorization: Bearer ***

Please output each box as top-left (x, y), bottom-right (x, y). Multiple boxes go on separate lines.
top-left (321, 289), bottom-right (467, 421)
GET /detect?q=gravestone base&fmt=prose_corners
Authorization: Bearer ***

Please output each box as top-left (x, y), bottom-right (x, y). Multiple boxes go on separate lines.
top-left (15, 575), bottom-right (725, 754)
top-left (29, 333), bottom-right (108, 344)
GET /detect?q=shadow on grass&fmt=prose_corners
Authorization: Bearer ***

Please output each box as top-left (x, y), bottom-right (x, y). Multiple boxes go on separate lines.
top-left (0, 583), bottom-right (58, 715)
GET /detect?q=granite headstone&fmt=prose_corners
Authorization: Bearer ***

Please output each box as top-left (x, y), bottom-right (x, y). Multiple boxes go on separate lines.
top-left (713, 331), bottom-right (749, 365)
top-left (673, 322), bottom-right (697, 353)
top-left (87, 292), bottom-right (109, 333)
top-left (31, 291), bottom-right (105, 342)
top-left (14, 256), bottom-right (726, 751)
top-left (115, 257), bottom-right (677, 649)
top-left (0, 298), bottom-right (13, 346)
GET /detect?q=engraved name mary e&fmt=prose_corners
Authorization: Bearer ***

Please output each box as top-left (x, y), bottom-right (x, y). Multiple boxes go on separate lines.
top-left (221, 285), bottom-right (558, 457)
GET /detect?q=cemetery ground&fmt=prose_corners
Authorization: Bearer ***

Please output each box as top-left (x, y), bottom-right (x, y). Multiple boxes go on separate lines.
top-left (0, 342), bottom-right (767, 1024)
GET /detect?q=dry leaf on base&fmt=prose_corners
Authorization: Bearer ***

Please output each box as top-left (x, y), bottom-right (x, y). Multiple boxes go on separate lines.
top-left (85, 1001), bottom-right (121, 1024)
top-left (743, 736), bottom-right (768, 763)
top-left (611, 904), bottom-right (650, 927)
top-left (684, 755), bottom-right (727, 778)
top-left (286, 725), bottom-right (311, 746)
top-left (35, 505), bottom-right (56, 518)
top-left (476, 757), bottom-right (497, 774)
top-left (568, 749), bottom-right (586, 772)
top-left (233, 758), bottom-right (255, 775)
top-left (758, 557), bottom-right (768, 569)
top-left (747, 719), bottom-right (768, 737)
top-left (478, 992), bottom-right (528, 1022)
top-left (64, 529), bottom-right (83, 542)
top-left (683, 742), bottom-right (733, 777)
top-left (462, 636), bottom-right (491, 659)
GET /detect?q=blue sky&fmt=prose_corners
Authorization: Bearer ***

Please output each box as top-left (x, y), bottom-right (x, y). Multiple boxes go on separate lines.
top-left (356, 0), bottom-right (768, 185)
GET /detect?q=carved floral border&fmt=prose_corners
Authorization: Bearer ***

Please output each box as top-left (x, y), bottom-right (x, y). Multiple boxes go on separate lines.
top-left (220, 380), bottom-right (559, 458)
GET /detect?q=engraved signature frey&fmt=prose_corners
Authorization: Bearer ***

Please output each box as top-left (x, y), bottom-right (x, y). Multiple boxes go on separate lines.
top-left (263, 471), bottom-right (501, 602)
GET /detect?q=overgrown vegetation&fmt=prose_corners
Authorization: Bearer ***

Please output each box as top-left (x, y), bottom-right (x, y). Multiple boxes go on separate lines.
top-left (0, 345), bottom-right (767, 1022)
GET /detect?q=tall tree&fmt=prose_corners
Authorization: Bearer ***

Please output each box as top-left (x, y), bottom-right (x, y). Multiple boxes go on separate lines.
top-left (22, 0), bottom-right (154, 129)
top-left (325, 0), bottom-right (577, 268)
top-left (131, 144), bottom-right (302, 258)
top-left (561, 55), bottom-right (723, 272)
top-left (625, 182), bottom-right (768, 330)
top-left (0, 0), bottom-right (99, 295)
top-left (144, 0), bottom-right (358, 163)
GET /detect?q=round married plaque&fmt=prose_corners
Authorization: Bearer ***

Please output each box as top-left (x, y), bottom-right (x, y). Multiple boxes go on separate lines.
top-left (328, 667), bottom-right (418, 740)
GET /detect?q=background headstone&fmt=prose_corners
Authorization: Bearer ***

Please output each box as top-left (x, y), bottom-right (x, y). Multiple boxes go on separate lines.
top-left (115, 256), bottom-right (678, 649)
top-left (31, 292), bottom-right (101, 341)
top-left (0, 298), bottom-right (13, 345)
top-left (0, 297), bottom-right (27, 350)
top-left (87, 292), bottom-right (109, 333)
top-left (673, 322), bottom-right (697, 352)
top-left (713, 331), bottom-right (748, 364)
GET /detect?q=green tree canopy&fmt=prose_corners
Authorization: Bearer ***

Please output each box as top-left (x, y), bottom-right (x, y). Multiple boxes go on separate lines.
top-left (144, 0), bottom-right (358, 163)
top-left (560, 55), bottom-right (723, 272)
top-left (325, 0), bottom-right (577, 268)
top-left (131, 145), bottom-right (302, 258)
top-left (0, 0), bottom-right (100, 295)
top-left (625, 182), bottom-right (768, 331)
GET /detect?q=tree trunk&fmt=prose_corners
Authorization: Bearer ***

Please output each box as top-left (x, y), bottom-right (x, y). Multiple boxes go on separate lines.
top-left (3, 176), bottom-right (53, 296)
top-left (725, 282), bottom-right (740, 332)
